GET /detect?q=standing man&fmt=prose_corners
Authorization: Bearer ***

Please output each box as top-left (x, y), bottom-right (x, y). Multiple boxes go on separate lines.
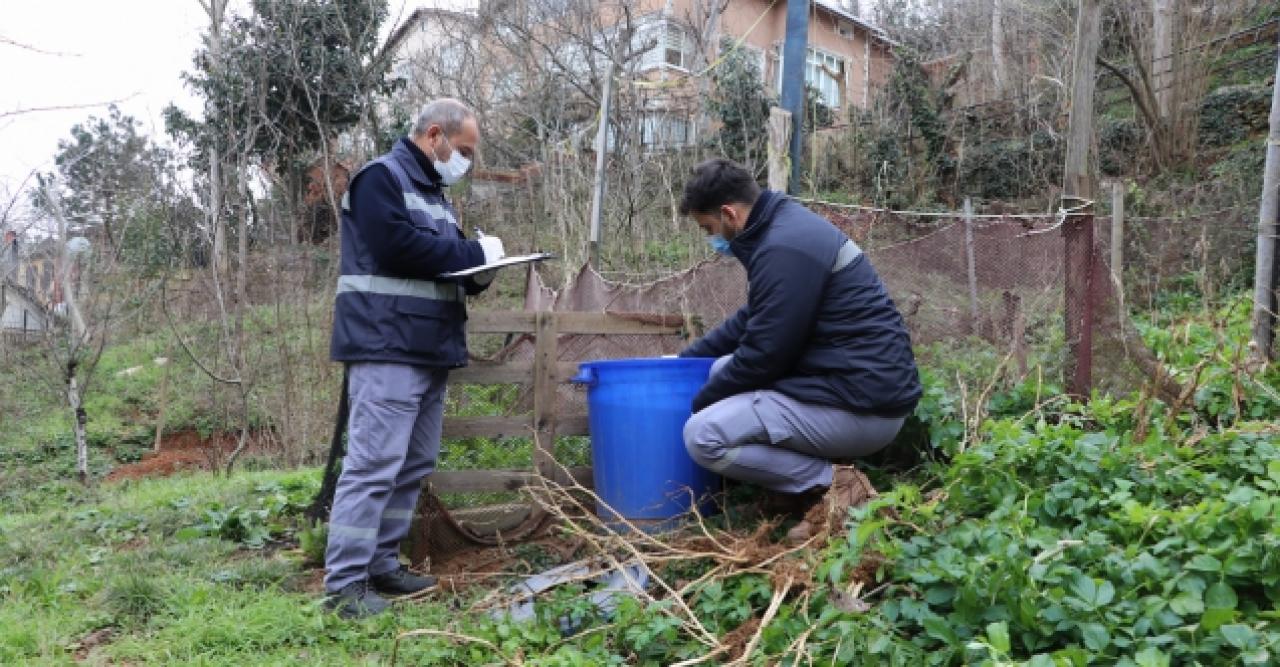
top-left (325, 98), bottom-right (505, 618)
top-left (678, 159), bottom-right (921, 542)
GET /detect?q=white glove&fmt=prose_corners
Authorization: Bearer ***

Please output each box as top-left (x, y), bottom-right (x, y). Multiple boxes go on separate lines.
top-left (478, 236), bottom-right (506, 264)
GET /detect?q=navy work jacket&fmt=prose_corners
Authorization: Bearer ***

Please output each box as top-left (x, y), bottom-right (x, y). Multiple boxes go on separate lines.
top-left (330, 138), bottom-right (488, 367)
top-left (680, 190), bottom-right (922, 417)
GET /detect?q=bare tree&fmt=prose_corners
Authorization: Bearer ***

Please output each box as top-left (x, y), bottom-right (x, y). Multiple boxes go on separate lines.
top-left (1098, 0), bottom-right (1253, 171)
top-left (392, 0), bottom-right (713, 277)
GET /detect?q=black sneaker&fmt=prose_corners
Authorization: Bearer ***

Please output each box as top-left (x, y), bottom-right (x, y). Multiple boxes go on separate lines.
top-left (324, 580), bottom-right (390, 619)
top-left (370, 566), bottom-right (437, 596)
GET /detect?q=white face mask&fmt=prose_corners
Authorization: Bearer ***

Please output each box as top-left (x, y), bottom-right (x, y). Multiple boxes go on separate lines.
top-left (432, 135), bottom-right (471, 186)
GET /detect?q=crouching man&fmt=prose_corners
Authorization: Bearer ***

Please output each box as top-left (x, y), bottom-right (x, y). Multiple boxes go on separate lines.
top-left (677, 159), bottom-right (922, 541)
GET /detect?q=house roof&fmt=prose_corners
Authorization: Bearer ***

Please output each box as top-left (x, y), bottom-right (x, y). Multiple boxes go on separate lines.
top-left (1, 277), bottom-right (42, 310)
top-left (382, 6), bottom-right (477, 60)
top-left (813, 0), bottom-right (898, 48)
top-left (373, 6), bottom-right (477, 82)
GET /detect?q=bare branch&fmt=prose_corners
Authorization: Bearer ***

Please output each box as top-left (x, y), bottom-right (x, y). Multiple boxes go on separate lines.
top-left (0, 35), bottom-right (82, 57)
top-left (0, 96), bottom-right (139, 121)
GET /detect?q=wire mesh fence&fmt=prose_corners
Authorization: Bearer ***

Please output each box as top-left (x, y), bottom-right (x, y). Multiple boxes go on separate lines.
top-left (423, 194), bottom-right (1261, 561)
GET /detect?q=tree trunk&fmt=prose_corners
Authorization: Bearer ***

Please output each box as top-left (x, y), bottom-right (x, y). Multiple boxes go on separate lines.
top-left (226, 156), bottom-right (253, 475)
top-left (1250, 35), bottom-right (1280, 360)
top-left (689, 0), bottom-right (727, 144)
top-left (991, 0), bottom-right (1008, 96)
top-left (588, 61), bottom-right (614, 268)
top-left (1151, 0), bottom-right (1174, 120)
top-left (203, 0), bottom-right (230, 280)
top-left (68, 361), bottom-right (89, 485)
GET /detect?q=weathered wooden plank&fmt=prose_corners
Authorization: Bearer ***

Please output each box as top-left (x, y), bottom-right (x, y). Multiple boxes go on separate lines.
top-left (467, 311), bottom-right (537, 333)
top-left (448, 361), bottom-right (580, 385)
top-left (429, 466), bottom-right (594, 493)
top-left (555, 312), bottom-right (686, 335)
top-left (441, 414), bottom-right (588, 439)
top-left (556, 414), bottom-right (589, 436)
top-left (442, 416), bottom-right (532, 439)
top-left (467, 311), bottom-right (689, 336)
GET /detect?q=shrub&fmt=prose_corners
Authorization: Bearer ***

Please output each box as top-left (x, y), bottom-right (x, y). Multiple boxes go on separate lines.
top-left (1199, 84), bottom-right (1271, 147)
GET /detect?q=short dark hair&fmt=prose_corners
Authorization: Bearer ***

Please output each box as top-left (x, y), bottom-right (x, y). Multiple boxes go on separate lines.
top-left (678, 158), bottom-right (761, 215)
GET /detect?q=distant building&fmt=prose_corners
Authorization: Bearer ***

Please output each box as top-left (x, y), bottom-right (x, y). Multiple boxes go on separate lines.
top-left (384, 0), bottom-right (897, 152)
top-left (0, 231), bottom-right (49, 336)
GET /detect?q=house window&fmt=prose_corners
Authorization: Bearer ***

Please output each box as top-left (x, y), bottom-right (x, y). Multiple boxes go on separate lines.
top-left (391, 58), bottom-right (412, 82)
top-left (808, 49), bottom-right (843, 108)
top-left (775, 46), bottom-right (844, 109)
top-left (663, 24), bottom-right (687, 68)
top-left (639, 20), bottom-right (691, 71)
top-left (641, 113), bottom-right (692, 148)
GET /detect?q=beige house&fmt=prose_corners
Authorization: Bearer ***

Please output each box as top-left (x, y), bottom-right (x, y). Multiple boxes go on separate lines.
top-left (635, 0), bottom-right (894, 110)
top-left (623, 0), bottom-right (896, 148)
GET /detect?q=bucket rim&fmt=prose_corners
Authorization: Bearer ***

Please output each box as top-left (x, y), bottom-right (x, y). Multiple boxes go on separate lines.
top-left (577, 356), bottom-right (716, 372)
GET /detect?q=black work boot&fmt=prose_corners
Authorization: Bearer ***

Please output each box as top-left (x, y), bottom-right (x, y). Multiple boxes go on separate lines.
top-left (324, 580), bottom-right (390, 619)
top-left (370, 566), bottom-right (437, 596)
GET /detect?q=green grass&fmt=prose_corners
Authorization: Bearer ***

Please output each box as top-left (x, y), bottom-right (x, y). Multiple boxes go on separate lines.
top-left (5, 269), bottom-right (1280, 664)
top-left (0, 469), bottom-right (489, 666)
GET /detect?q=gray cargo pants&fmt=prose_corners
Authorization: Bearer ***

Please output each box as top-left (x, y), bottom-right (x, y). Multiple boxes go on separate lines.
top-left (325, 362), bottom-right (448, 593)
top-left (682, 356), bottom-right (904, 493)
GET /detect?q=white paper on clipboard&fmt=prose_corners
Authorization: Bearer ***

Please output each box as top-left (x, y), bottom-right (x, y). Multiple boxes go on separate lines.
top-left (440, 252), bottom-right (554, 278)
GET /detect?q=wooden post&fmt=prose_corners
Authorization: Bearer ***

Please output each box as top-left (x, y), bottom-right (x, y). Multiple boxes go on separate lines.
top-left (964, 197), bottom-right (980, 329)
top-left (153, 352), bottom-right (173, 453)
top-left (588, 63), bottom-right (615, 268)
top-left (531, 310), bottom-right (559, 479)
top-left (1060, 0), bottom-right (1102, 398)
top-left (1003, 292), bottom-right (1028, 375)
top-left (1251, 30), bottom-right (1280, 360)
top-left (767, 107), bottom-right (792, 192)
top-left (1111, 181), bottom-right (1124, 298)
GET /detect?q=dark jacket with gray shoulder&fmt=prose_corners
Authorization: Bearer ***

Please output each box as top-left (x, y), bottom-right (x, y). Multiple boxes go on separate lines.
top-left (330, 138), bottom-right (489, 368)
top-left (680, 190), bottom-right (921, 416)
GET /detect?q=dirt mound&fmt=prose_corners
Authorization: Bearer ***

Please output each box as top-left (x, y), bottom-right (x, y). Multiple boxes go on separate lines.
top-left (105, 431), bottom-right (260, 482)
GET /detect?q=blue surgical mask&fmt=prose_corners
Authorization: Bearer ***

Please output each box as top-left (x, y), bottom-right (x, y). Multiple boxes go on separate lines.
top-left (707, 234), bottom-right (732, 255)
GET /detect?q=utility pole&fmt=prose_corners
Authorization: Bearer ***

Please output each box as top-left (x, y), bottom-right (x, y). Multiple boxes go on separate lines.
top-left (1250, 29), bottom-right (1280, 360)
top-left (1061, 0), bottom-right (1103, 398)
top-left (780, 0), bottom-right (808, 193)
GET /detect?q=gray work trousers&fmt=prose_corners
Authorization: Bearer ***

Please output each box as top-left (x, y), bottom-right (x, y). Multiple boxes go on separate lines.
top-left (682, 356), bottom-right (904, 494)
top-left (325, 362), bottom-right (448, 593)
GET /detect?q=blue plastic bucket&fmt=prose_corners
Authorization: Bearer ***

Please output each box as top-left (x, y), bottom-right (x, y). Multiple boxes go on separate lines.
top-left (572, 357), bottom-right (721, 530)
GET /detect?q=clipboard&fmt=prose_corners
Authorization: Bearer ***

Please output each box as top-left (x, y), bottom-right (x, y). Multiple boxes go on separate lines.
top-left (440, 252), bottom-right (555, 278)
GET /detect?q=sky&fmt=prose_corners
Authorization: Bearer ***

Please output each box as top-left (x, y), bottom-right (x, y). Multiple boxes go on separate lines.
top-left (0, 1), bottom-right (212, 193)
top-left (0, 0), bottom-right (481, 201)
